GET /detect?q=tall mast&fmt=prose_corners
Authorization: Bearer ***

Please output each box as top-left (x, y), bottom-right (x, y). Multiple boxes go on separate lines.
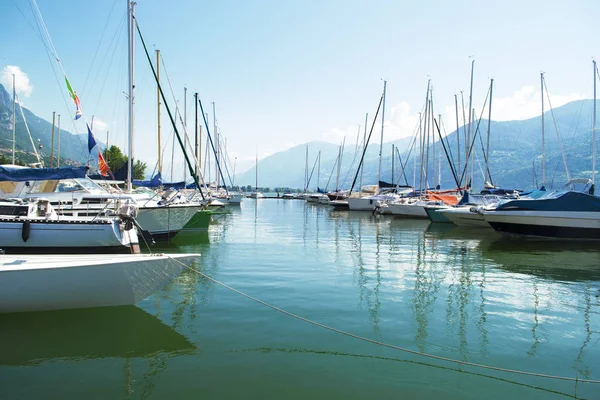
top-left (156, 49), bottom-right (162, 175)
top-left (486, 79), bottom-right (494, 184)
top-left (194, 92), bottom-right (199, 178)
top-left (541, 72), bottom-right (545, 188)
top-left (126, 0), bottom-right (136, 192)
top-left (317, 150), bottom-right (321, 190)
top-left (391, 144), bottom-right (395, 184)
top-left (11, 74), bottom-right (16, 164)
top-left (212, 102), bottom-right (218, 186)
top-left (467, 60), bottom-right (475, 189)
top-left (360, 113), bottom-right (367, 189)
top-left (377, 80), bottom-right (387, 188)
top-left (255, 152), bottom-right (258, 192)
top-left (50, 112), bottom-right (56, 167)
top-left (57, 114), bottom-right (61, 167)
top-left (454, 94), bottom-right (460, 177)
top-left (593, 60), bottom-right (597, 186)
top-left (304, 145), bottom-right (308, 192)
top-left (183, 87), bottom-right (187, 184)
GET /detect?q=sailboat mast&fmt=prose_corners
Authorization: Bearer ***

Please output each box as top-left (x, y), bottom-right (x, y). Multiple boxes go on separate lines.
top-left (360, 113), bottom-right (367, 189)
top-left (486, 79), bottom-right (494, 184)
top-left (213, 102), bottom-right (218, 187)
top-left (194, 92), bottom-right (199, 178)
top-left (50, 111), bottom-right (55, 167)
top-left (593, 60), bottom-right (597, 186)
top-left (467, 60), bottom-right (475, 189)
top-left (183, 87), bottom-right (187, 184)
top-left (454, 94), bottom-right (460, 176)
top-left (156, 49), bottom-right (162, 175)
top-left (391, 144), bottom-right (395, 184)
top-left (317, 150), bottom-right (321, 190)
top-left (304, 145), bottom-right (308, 192)
top-left (377, 80), bottom-right (387, 188)
top-left (541, 72), bottom-right (545, 188)
top-left (255, 153), bottom-right (258, 192)
top-left (57, 114), bottom-right (61, 167)
top-left (126, 0), bottom-right (136, 192)
top-left (11, 74), bottom-right (16, 165)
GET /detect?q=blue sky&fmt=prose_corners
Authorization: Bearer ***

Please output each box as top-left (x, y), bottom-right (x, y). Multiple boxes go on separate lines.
top-left (1, 0), bottom-right (598, 177)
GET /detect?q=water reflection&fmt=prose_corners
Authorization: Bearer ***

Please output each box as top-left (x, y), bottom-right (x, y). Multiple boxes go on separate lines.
top-left (0, 306), bottom-right (194, 366)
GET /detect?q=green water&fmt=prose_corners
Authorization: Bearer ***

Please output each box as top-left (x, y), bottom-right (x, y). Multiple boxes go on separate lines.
top-left (1, 199), bottom-right (599, 399)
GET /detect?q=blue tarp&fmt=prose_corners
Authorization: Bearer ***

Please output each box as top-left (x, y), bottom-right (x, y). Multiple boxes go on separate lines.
top-left (133, 172), bottom-right (162, 188)
top-left (0, 166), bottom-right (88, 182)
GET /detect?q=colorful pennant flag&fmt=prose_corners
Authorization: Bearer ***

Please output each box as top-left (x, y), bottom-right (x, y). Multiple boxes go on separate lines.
top-left (98, 150), bottom-right (110, 177)
top-left (87, 124), bottom-right (97, 153)
top-left (65, 77), bottom-right (83, 120)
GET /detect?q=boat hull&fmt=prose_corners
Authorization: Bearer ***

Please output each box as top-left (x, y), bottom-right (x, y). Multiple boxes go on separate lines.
top-left (384, 203), bottom-right (428, 218)
top-left (440, 207), bottom-right (490, 227)
top-left (347, 197), bottom-right (381, 211)
top-left (484, 210), bottom-right (600, 239)
top-left (0, 253), bottom-right (198, 314)
top-left (424, 206), bottom-right (452, 223)
top-left (137, 204), bottom-right (206, 237)
top-left (0, 218), bottom-right (135, 253)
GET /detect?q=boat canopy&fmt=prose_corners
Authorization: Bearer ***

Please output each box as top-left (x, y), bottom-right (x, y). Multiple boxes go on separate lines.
top-left (496, 191), bottom-right (600, 212)
top-left (0, 166), bottom-right (88, 182)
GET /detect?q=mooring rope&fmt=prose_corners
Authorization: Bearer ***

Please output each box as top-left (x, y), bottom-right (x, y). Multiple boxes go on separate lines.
top-left (167, 255), bottom-right (600, 385)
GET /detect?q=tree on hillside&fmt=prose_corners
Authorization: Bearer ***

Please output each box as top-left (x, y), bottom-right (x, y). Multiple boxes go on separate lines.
top-left (102, 145), bottom-right (147, 180)
top-left (0, 154), bottom-right (10, 165)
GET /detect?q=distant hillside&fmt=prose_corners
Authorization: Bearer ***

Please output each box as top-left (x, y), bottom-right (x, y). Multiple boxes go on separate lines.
top-left (0, 83), bottom-right (93, 166)
top-left (236, 99), bottom-right (599, 191)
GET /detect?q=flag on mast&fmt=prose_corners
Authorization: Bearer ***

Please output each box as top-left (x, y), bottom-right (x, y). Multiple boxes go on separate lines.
top-left (65, 77), bottom-right (83, 120)
top-left (87, 124), bottom-right (97, 153)
top-left (98, 150), bottom-right (110, 177)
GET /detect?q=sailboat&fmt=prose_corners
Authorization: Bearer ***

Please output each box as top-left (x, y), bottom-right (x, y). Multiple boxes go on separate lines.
top-left (0, 165), bottom-right (139, 254)
top-left (482, 62), bottom-right (600, 239)
top-left (347, 81), bottom-right (404, 211)
top-left (249, 153), bottom-right (263, 199)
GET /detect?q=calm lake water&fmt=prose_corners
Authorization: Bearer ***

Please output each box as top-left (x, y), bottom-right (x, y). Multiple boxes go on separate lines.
top-left (1, 199), bottom-right (599, 399)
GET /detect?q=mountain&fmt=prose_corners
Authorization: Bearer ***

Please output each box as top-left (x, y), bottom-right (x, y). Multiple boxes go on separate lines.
top-left (236, 99), bottom-right (599, 191)
top-left (235, 137), bottom-right (414, 189)
top-left (0, 83), bottom-right (93, 165)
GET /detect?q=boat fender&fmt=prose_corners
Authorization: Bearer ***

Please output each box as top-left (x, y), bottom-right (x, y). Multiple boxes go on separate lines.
top-left (22, 221), bottom-right (31, 242)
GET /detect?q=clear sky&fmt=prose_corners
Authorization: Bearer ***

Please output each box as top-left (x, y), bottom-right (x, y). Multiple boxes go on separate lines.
top-left (1, 0), bottom-right (597, 177)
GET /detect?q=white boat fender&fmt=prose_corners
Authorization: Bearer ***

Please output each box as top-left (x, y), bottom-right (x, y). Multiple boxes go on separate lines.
top-left (21, 221), bottom-right (31, 242)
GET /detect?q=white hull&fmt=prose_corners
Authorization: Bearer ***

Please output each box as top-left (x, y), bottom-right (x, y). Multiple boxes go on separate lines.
top-left (227, 194), bottom-right (244, 205)
top-left (136, 204), bottom-right (205, 236)
top-left (347, 196), bottom-right (381, 211)
top-left (440, 207), bottom-right (490, 227)
top-left (0, 253), bottom-right (198, 313)
top-left (0, 218), bottom-right (135, 252)
top-left (483, 210), bottom-right (600, 229)
top-left (383, 203), bottom-right (428, 218)
top-left (249, 192), bottom-right (264, 199)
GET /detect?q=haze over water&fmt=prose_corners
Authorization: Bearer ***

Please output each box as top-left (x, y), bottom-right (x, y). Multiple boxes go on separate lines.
top-left (1, 198), bottom-right (599, 399)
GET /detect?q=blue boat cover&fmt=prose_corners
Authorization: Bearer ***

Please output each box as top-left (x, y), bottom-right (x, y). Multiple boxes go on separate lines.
top-left (133, 172), bottom-right (163, 188)
top-left (0, 166), bottom-right (88, 182)
top-left (496, 191), bottom-right (600, 212)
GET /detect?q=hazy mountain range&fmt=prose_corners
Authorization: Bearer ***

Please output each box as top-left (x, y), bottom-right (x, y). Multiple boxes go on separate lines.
top-left (236, 99), bottom-right (599, 191)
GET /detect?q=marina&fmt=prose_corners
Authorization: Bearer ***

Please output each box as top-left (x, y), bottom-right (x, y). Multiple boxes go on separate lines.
top-left (0, 199), bottom-right (598, 399)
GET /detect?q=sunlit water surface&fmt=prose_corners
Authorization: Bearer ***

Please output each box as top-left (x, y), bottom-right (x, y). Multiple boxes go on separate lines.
top-left (1, 199), bottom-right (599, 399)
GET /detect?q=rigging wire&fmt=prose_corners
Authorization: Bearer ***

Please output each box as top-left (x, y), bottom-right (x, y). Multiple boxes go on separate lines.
top-left (81, 0), bottom-right (120, 95)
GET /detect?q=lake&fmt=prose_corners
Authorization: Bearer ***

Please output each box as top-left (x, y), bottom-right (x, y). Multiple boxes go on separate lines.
top-left (1, 198), bottom-right (599, 399)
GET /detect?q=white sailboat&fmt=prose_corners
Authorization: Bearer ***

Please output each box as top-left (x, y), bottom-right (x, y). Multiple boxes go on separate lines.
top-left (0, 253), bottom-right (198, 313)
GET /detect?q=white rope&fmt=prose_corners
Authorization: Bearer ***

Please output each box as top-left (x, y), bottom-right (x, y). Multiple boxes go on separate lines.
top-left (166, 255), bottom-right (600, 385)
